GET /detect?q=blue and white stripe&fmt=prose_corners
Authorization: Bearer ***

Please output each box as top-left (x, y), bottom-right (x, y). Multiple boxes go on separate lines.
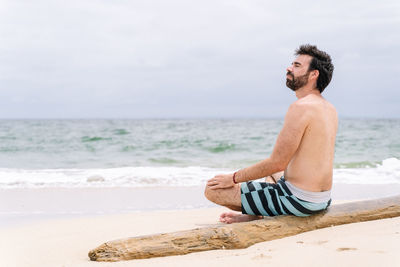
top-left (240, 177), bottom-right (331, 217)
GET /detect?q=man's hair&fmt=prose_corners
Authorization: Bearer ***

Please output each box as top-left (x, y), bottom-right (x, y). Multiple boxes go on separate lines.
top-left (295, 44), bottom-right (334, 93)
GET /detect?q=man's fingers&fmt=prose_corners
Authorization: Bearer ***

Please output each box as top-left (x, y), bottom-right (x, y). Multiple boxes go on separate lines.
top-left (208, 183), bottom-right (221, 190)
top-left (207, 179), bottom-right (218, 186)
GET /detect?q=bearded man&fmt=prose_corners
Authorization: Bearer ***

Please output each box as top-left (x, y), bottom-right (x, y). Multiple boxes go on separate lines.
top-left (205, 44), bottom-right (337, 224)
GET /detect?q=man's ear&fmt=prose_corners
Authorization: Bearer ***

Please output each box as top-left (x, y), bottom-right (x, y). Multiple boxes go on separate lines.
top-left (310, 70), bottom-right (319, 80)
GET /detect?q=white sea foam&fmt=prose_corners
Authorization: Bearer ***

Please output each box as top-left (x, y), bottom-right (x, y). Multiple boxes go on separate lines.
top-left (0, 166), bottom-right (229, 188)
top-left (333, 157), bottom-right (400, 184)
top-left (0, 158), bottom-right (399, 188)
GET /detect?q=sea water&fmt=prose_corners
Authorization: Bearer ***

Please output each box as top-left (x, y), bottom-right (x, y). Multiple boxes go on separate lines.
top-left (0, 119), bottom-right (399, 188)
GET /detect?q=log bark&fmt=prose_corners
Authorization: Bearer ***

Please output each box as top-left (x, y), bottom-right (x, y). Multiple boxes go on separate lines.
top-left (88, 195), bottom-right (400, 262)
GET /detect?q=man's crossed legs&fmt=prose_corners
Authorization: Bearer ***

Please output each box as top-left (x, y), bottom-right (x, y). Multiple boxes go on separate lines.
top-left (204, 171), bottom-right (284, 224)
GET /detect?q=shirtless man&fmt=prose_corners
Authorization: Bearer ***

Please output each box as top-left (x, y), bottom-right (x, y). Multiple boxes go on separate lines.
top-left (205, 44), bottom-right (337, 224)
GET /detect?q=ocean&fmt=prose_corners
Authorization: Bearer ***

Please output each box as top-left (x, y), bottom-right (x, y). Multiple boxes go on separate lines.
top-left (0, 119), bottom-right (399, 188)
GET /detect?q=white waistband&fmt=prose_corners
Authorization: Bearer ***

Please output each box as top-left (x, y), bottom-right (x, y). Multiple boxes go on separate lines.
top-left (285, 180), bottom-right (331, 203)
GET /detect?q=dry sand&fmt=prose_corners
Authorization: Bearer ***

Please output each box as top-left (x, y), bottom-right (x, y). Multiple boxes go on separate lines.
top-left (1, 206), bottom-right (400, 267)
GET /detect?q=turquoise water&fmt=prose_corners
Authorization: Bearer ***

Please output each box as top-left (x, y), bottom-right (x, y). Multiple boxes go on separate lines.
top-left (0, 119), bottom-right (399, 187)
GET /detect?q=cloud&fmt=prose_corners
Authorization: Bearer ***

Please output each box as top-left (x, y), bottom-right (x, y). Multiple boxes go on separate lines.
top-left (0, 0), bottom-right (399, 118)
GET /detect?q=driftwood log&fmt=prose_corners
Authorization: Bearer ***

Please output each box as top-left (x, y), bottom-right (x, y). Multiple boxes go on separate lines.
top-left (89, 195), bottom-right (400, 262)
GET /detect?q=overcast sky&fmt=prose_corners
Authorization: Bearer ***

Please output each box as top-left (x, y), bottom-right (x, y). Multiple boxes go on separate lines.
top-left (1, 0), bottom-right (399, 119)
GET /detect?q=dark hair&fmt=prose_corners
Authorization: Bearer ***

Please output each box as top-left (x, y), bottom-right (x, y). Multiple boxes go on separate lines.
top-left (295, 44), bottom-right (334, 93)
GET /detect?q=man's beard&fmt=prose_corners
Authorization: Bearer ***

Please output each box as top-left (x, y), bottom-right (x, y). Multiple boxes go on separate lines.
top-left (286, 71), bottom-right (310, 91)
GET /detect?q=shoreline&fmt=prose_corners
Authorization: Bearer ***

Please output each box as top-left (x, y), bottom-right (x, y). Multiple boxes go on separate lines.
top-left (2, 183), bottom-right (400, 227)
top-left (0, 186), bottom-right (214, 227)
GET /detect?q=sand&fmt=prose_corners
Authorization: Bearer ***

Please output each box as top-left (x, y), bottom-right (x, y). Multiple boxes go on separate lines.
top-left (1, 206), bottom-right (400, 267)
top-left (2, 185), bottom-right (400, 266)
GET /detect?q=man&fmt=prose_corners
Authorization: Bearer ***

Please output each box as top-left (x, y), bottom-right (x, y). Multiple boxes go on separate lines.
top-left (205, 44), bottom-right (337, 224)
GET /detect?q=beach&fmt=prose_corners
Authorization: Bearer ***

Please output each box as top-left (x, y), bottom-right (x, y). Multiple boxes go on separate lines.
top-left (1, 118), bottom-right (399, 266)
top-left (2, 0), bottom-right (400, 262)
top-left (1, 185), bottom-right (400, 267)
top-left (1, 205), bottom-right (400, 267)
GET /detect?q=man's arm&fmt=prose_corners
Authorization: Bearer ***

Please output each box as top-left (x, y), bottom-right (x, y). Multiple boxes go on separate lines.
top-left (207, 102), bottom-right (310, 190)
top-left (234, 102), bottom-right (310, 183)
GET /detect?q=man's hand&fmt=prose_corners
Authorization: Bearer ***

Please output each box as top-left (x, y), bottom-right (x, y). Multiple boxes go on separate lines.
top-left (207, 173), bottom-right (235, 190)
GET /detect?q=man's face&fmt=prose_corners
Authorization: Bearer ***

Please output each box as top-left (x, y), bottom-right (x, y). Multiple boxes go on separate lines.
top-left (286, 55), bottom-right (312, 91)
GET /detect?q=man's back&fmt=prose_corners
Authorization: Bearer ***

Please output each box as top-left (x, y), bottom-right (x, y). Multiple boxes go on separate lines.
top-left (285, 94), bottom-right (338, 192)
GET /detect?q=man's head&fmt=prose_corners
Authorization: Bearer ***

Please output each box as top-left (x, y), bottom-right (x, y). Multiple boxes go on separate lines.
top-left (286, 44), bottom-right (334, 93)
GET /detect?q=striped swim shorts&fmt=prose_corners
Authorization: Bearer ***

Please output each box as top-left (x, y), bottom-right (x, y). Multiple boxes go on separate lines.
top-left (240, 177), bottom-right (331, 217)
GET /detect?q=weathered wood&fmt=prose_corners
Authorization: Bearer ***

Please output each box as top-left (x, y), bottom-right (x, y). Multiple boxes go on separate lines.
top-left (88, 195), bottom-right (400, 262)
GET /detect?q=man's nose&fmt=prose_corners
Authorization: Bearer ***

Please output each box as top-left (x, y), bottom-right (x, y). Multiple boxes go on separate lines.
top-left (286, 66), bottom-right (293, 73)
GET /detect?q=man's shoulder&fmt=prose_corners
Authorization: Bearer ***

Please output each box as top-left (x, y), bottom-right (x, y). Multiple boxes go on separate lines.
top-left (288, 97), bottom-right (336, 122)
top-left (292, 95), bottom-right (336, 111)
top-left (285, 100), bottom-right (312, 123)
top-left (289, 97), bottom-right (337, 126)
top-left (288, 97), bottom-right (315, 113)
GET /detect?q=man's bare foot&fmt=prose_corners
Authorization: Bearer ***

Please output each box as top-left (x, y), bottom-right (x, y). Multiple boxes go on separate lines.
top-left (219, 212), bottom-right (263, 224)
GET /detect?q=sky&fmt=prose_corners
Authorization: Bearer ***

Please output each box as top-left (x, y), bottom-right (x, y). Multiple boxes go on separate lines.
top-left (1, 0), bottom-right (399, 119)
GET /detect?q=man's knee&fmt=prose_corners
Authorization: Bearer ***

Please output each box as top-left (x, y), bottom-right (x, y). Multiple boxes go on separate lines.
top-left (204, 185), bottom-right (216, 202)
top-left (204, 184), bottom-right (241, 207)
